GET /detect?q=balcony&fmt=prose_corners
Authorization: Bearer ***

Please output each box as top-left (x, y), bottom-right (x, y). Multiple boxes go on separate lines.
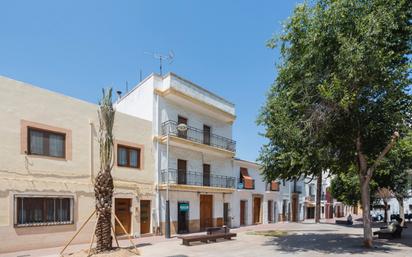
top-left (154, 73), bottom-right (236, 123)
top-left (160, 169), bottom-right (236, 189)
top-left (305, 196), bottom-right (315, 202)
top-left (161, 120), bottom-right (236, 152)
top-left (292, 185), bottom-right (303, 194)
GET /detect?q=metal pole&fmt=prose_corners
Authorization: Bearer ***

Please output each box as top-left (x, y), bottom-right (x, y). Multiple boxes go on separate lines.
top-left (165, 134), bottom-right (171, 238)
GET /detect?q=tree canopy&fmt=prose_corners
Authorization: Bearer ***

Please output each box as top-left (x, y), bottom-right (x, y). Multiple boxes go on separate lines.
top-left (259, 0), bottom-right (411, 247)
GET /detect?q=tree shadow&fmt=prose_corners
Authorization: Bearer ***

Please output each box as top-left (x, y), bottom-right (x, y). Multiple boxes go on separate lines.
top-left (264, 232), bottom-right (410, 254)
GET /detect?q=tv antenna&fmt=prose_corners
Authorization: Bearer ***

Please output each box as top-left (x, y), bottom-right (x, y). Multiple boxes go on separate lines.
top-left (144, 50), bottom-right (174, 75)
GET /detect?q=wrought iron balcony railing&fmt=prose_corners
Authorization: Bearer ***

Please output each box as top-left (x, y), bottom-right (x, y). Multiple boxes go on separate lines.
top-left (161, 120), bottom-right (236, 152)
top-left (160, 169), bottom-right (236, 189)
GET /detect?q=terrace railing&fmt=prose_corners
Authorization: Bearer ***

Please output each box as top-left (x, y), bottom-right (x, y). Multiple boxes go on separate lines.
top-left (161, 120), bottom-right (236, 152)
top-left (160, 168), bottom-right (236, 189)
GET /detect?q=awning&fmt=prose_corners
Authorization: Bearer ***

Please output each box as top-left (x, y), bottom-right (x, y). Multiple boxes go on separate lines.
top-left (271, 181), bottom-right (279, 191)
top-left (240, 168), bottom-right (254, 189)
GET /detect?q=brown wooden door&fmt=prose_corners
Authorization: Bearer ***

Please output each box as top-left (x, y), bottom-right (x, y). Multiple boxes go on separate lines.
top-left (140, 200), bottom-right (151, 234)
top-left (223, 203), bottom-right (229, 226)
top-left (115, 198), bottom-right (131, 235)
top-left (177, 116), bottom-right (188, 138)
top-left (200, 195), bottom-right (213, 231)
top-left (177, 159), bottom-right (187, 185)
top-left (203, 164), bottom-right (210, 186)
top-left (203, 125), bottom-right (211, 145)
top-left (240, 200), bottom-right (246, 226)
top-left (268, 200), bottom-right (273, 223)
top-left (253, 197), bottom-right (261, 224)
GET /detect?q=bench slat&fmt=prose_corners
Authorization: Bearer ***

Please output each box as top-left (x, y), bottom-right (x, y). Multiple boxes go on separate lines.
top-left (181, 233), bottom-right (237, 245)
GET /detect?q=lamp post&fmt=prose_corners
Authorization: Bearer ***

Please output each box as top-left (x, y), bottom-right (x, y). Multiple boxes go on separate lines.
top-left (165, 122), bottom-right (188, 239)
top-left (165, 131), bottom-right (170, 238)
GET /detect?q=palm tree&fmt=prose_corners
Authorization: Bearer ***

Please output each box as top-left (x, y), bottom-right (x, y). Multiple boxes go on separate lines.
top-left (94, 88), bottom-right (115, 252)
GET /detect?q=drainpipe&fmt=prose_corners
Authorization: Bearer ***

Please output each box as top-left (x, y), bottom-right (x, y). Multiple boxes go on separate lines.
top-left (156, 93), bottom-right (161, 235)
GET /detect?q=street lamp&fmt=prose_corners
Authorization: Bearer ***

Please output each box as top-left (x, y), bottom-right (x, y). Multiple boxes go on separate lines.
top-left (165, 122), bottom-right (188, 238)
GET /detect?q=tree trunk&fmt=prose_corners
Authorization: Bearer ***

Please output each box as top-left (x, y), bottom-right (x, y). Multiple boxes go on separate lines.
top-left (360, 176), bottom-right (373, 248)
top-left (315, 173), bottom-right (322, 223)
top-left (383, 201), bottom-right (388, 224)
top-left (94, 170), bottom-right (114, 253)
top-left (356, 132), bottom-right (398, 248)
top-left (398, 197), bottom-right (405, 227)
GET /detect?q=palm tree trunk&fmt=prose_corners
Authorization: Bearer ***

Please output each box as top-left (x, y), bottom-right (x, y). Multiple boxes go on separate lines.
top-left (95, 170), bottom-right (114, 252)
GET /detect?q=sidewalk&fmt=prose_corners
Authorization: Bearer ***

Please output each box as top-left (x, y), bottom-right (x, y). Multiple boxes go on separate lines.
top-left (0, 223), bottom-right (303, 257)
top-left (1, 222), bottom-right (411, 257)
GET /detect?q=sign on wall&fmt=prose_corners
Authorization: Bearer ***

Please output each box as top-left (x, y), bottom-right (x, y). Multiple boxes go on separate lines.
top-left (179, 203), bottom-right (189, 212)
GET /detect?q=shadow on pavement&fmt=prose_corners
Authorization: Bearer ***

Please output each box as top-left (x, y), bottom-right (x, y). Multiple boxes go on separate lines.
top-left (264, 232), bottom-right (411, 254)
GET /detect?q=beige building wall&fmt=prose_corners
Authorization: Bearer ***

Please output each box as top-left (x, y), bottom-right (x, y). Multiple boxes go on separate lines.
top-left (0, 76), bottom-right (155, 253)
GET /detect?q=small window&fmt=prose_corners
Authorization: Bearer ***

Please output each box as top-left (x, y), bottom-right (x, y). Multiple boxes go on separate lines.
top-left (15, 196), bottom-right (73, 226)
top-left (28, 127), bottom-right (65, 158)
top-left (117, 145), bottom-right (141, 169)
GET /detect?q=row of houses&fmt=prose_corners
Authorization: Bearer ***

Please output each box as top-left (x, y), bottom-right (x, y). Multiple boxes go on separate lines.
top-left (0, 73), bottom-right (347, 253)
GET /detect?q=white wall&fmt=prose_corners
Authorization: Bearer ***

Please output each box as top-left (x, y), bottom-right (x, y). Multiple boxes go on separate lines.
top-left (115, 75), bottom-right (156, 122)
top-left (159, 98), bottom-right (233, 139)
top-left (159, 145), bottom-right (233, 178)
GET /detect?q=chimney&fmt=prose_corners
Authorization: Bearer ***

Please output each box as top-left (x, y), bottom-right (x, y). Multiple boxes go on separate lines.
top-left (116, 90), bottom-right (122, 101)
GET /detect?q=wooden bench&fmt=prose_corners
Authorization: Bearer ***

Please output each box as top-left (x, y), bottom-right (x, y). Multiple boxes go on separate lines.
top-left (181, 232), bottom-right (237, 246)
top-left (206, 226), bottom-right (229, 235)
top-left (335, 220), bottom-right (352, 225)
top-left (373, 225), bottom-right (403, 239)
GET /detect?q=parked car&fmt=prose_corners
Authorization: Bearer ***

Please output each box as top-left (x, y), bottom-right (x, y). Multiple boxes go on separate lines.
top-left (391, 214), bottom-right (400, 221)
top-left (372, 213), bottom-right (384, 222)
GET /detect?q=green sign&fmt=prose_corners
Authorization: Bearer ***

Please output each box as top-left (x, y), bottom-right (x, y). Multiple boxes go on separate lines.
top-left (179, 203), bottom-right (189, 212)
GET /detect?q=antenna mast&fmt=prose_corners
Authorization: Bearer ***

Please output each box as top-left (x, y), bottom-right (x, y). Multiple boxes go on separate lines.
top-left (144, 51), bottom-right (175, 75)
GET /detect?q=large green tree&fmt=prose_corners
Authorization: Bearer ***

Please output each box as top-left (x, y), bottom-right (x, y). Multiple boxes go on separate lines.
top-left (376, 132), bottom-right (412, 226)
top-left (330, 168), bottom-right (361, 207)
top-left (259, 0), bottom-right (411, 247)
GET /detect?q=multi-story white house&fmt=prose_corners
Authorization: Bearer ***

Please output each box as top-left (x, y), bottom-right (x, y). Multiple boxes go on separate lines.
top-left (116, 73), bottom-right (237, 235)
top-left (276, 179), bottom-right (305, 222)
top-left (0, 72), bottom-right (357, 254)
top-left (231, 158), bottom-right (280, 227)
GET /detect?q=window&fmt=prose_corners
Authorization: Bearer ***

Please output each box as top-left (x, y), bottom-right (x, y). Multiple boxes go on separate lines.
top-left (177, 116), bottom-right (188, 139)
top-left (239, 167), bottom-right (254, 189)
top-left (28, 127), bottom-right (65, 158)
top-left (203, 164), bottom-right (211, 186)
top-left (117, 145), bottom-right (141, 168)
top-left (309, 184), bottom-right (315, 196)
top-left (203, 125), bottom-right (211, 145)
top-left (15, 196), bottom-right (73, 226)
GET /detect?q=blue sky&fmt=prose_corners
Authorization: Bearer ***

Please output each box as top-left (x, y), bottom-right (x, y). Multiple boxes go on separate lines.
top-left (0, 0), bottom-right (300, 162)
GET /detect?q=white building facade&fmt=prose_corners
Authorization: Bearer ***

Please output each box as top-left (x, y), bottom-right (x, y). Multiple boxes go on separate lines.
top-left (116, 73), bottom-right (237, 234)
top-left (231, 159), bottom-right (280, 227)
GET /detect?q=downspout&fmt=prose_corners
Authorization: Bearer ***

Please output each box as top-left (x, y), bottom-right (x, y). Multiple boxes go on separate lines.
top-left (156, 93), bottom-right (161, 235)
